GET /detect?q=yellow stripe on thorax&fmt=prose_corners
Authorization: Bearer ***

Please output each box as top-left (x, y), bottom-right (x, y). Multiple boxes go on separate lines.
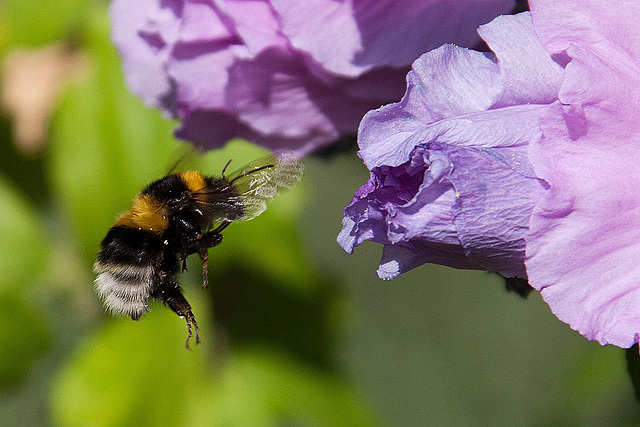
top-left (115, 194), bottom-right (169, 234)
top-left (180, 171), bottom-right (208, 205)
top-left (181, 171), bottom-right (206, 192)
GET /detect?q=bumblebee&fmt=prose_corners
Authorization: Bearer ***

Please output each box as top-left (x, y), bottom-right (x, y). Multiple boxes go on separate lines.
top-left (94, 153), bottom-right (303, 348)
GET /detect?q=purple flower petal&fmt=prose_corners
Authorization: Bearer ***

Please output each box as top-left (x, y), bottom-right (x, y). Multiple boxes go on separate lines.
top-left (272, 0), bottom-right (516, 77)
top-left (525, 0), bottom-right (640, 347)
top-left (175, 47), bottom-right (401, 154)
top-left (210, 0), bottom-right (288, 54)
top-left (357, 45), bottom-right (503, 169)
top-left (110, 0), bottom-right (514, 154)
top-left (340, 0), bottom-right (640, 348)
top-left (340, 11), bottom-right (561, 279)
top-left (178, 1), bottom-right (232, 43)
top-left (169, 47), bottom-right (236, 111)
top-left (110, 0), bottom-right (180, 108)
top-left (340, 105), bottom-right (549, 279)
top-left (477, 13), bottom-right (563, 107)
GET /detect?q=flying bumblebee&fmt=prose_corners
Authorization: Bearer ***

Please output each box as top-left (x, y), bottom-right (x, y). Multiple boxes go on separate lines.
top-left (94, 153), bottom-right (303, 348)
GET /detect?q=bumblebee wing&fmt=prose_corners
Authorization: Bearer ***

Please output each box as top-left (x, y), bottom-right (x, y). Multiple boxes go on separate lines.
top-left (222, 152), bottom-right (303, 222)
top-left (166, 142), bottom-right (203, 175)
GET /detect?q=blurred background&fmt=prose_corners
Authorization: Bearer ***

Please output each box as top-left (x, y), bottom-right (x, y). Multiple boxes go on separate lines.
top-left (0, 1), bottom-right (638, 426)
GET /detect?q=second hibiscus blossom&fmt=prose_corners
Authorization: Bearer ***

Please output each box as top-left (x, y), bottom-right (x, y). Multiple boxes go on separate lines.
top-left (109, 0), bottom-right (514, 155)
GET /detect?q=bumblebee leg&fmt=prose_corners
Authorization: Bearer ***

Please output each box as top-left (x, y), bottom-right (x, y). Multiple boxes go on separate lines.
top-left (201, 249), bottom-right (209, 289)
top-left (183, 228), bottom-right (225, 257)
top-left (211, 221), bottom-right (231, 234)
top-left (184, 310), bottom-right (201, 350)
top-left (155, 279), bottom-right (201, 349)
top-left (195, 231), bottom-right (224, 289)
top-left (199, 231), bottom-right (224, 249)
top-left (182, 226), bottom-right (228, 288)
top-left (166, 293), bottom-right (201, 349)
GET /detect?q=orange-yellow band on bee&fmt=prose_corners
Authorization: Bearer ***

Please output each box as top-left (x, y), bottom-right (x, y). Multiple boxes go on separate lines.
top-left (181, 171), bottom-right (206, 193)
top-left (114, 211), bottom-right (136, 229)
top-left (115, 194), bottom-right (169, 234)
top-left (180, 170), bottom-right (209, 206)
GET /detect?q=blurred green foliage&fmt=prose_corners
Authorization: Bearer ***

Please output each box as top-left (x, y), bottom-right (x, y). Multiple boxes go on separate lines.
top-left (2, 0), bottom-right (90, 48)
top-left (0, 174), bottom-right (50, 390)
top-left (0, 1), bottom-right (639, 426)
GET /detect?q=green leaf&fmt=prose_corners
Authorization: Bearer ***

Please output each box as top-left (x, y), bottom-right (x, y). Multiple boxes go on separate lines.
top-left (0, 176), bottom-right (50, 390)
top-left (0, 175), bottom-right (48, 290)
top-left (52, 302), bottom-right (375, 427)
top-left (2, 0), bottom-right (89, 47)
top-left (0, 289), bottom-right (50, 390)
top-left (0, 13), bottom-right (8, 53)
top-left (192, 347), bottom-right (377, 427)
top-left (51, 294), bottom-right (212, 426)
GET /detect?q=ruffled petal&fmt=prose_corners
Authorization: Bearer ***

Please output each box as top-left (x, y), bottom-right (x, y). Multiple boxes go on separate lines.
top-left (111, 0), bottom-right (513, 153)
top-left (342, 12), bottom-right (558, 279)
top-left (357, 45), bottom-right (503, 169)
top-left (174, 47), bottom-right (401, 152)
top-left (526, 0), bottom-right (640, 347)
top-left (272, 0), bottom-right (516, 77)
top-left (168, 47), bottom-right (236, 111)
top-left (477, 12), bottom-right (563, 107)
top-left (110, 0), bottom-right (180, 107)
top-left (211, 0), bottom-right (288, 55)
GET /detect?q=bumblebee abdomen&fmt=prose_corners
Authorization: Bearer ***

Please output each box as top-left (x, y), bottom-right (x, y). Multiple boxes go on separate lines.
top-left (94, 269), bottom-right (153, 320)
top-left (95, 226), bottom-right (164, 320)
top-left (97, 226), bottom-right (164, 265)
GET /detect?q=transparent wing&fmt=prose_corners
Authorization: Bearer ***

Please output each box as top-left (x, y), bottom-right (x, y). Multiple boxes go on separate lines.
top-left (215, 152), bottom-right (303, 223)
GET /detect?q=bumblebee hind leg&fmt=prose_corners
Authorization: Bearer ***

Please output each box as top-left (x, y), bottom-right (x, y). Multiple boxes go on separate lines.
top-left (153, 277), bottom-right (201, 349)
top-left (183, 309), bottom-right (201, 350)
top-left (166, 291), bottom-right (201, 349)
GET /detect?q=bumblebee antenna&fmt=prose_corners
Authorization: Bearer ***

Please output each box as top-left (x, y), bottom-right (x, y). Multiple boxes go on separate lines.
top-left (167, 156), bottom-right (186, 175)
top-left (221, 159), bottom-right (233, 179)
